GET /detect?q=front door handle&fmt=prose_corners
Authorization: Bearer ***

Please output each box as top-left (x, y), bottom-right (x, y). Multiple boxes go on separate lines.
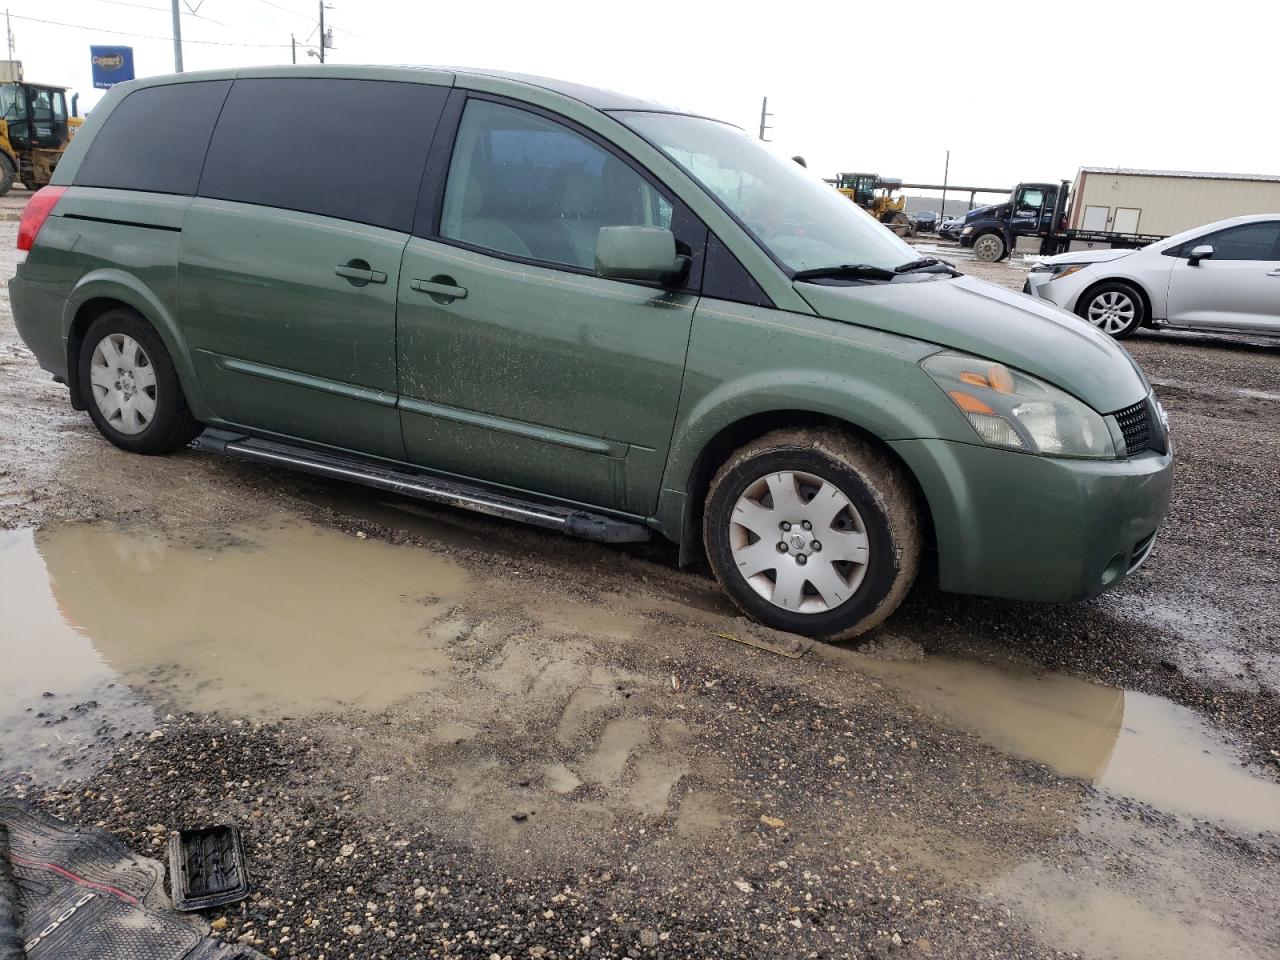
top-left (1266, 269), bottom-right (1280, 277)
top-left (411, 276), bottom-right (468, 303)
top-left (335, 259), bottom-right (388, 286)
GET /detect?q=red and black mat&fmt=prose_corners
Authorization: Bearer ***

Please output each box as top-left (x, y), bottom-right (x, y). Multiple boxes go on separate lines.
top-left (0, 806), bottom-right (263, 960)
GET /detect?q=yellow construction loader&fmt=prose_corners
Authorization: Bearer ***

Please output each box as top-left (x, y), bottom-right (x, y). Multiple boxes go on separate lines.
top-left (0, 80), bottom-right (81, 195)
top-left (832, 172), bottom-right (916, 238)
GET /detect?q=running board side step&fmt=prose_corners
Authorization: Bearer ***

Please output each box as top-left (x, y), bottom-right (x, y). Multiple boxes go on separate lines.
top-left (193, 429), bottom-right (651, 544)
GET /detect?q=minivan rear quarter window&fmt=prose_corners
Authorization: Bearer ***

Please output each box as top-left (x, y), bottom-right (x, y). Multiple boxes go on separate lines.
top-left (75, 80), bottom-right (232, 195)
top-left (199, 78), bottom-right (447, 232)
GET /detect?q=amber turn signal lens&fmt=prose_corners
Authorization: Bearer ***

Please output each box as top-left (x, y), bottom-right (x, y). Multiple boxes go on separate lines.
top-left (947, 390), bottom-right (996, 415)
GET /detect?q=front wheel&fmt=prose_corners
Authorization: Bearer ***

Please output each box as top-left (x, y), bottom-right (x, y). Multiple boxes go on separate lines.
top-left (1077, 282), bottom-right (1144, 338)
top-left (703, 428), bottom-right (921, 641)
top-left (972, 232), bottom-right (1006, 262)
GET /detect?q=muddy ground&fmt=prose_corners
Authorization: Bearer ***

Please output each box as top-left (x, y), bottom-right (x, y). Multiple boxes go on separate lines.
top-left (1, 198), bottom-right (1277, 959)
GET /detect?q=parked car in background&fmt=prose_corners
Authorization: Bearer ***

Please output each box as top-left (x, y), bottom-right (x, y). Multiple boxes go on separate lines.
top-left (1024, 214), bottom-right (1280, 339)
top-left (938, 216), bottom-right (965, 241)
top-left (914, 210), bottom-right (939, 233)
top-left (12, 65), bottom-right (1172, 640)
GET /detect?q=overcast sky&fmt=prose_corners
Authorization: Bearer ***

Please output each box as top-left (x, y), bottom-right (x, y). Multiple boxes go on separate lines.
top-left (13, 0), bottom-right (1280, 200)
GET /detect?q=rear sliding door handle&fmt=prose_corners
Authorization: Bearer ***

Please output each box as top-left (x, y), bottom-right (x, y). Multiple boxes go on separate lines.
top-left (410, 276), bottom-right (468, 303)
top-left (335, 260), bottom-right (388, 286)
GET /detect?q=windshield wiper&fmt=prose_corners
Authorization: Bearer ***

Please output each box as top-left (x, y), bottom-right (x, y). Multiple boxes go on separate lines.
top-left (894, 256), bottom-right (961, 276)
top-left (792, 263), bottom-right (897, 282)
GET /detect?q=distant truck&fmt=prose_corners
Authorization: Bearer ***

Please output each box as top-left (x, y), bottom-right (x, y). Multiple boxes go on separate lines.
top-left (959, 167), bottom-right (1280, 261)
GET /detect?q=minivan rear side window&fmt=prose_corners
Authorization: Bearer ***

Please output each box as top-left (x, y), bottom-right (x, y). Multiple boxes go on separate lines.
top-left (75, 81), bottom-right (232, 195)
top-left (199, 78), bottom-right (447, 233)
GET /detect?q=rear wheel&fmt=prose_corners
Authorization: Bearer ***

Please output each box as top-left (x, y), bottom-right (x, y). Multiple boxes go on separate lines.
top-left (703, 428), bottom-right (921, 641)
top-left (972, 232), bottom-right (1005, 262)
top-left (1077, 282), bottom-right (1144, 338)
top-left (78, 308), bottom-right (202, 454)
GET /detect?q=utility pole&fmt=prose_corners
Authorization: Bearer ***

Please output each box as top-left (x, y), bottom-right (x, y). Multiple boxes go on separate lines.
top-left (170, 0), bottom-right (183, 72)
top-left (318, 0), bottom-right (325, 63)
top-left (291, 33), bottom-right (296, 64)
top-left (940, 149), bottom-right (950, 220)
top-left (5, 9), bottom-right (14, 61)
top-left (758, 96), bottom-right (772, 142)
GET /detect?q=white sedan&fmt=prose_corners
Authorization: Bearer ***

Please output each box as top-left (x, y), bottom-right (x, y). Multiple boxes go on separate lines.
top-left (1023, 214), bottom-right (1280, 339)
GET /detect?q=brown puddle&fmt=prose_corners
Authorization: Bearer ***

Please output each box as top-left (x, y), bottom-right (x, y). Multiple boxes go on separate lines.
top-left (1, 518), bottom-right (472, 727)
top-left (836, 651), bottom-right (1280, 835)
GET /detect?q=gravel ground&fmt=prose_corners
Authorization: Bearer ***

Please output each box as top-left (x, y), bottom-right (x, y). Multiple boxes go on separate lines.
top-left (3, 207), bottom-right (1278, 959)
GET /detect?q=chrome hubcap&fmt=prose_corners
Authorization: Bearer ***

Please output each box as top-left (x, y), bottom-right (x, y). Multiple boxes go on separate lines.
top-left (1087, 292), bottom-right (1136, 334)
top-left (89, 333), bottom-right (157, 435)
top-left (729, 470), bottom-right (869, 614)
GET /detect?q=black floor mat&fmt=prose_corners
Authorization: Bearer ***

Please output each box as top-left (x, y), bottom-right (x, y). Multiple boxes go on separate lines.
top-left (0, 805), bottom-right (264, 960)
top-left (169, 826), bottom-right (250, 912)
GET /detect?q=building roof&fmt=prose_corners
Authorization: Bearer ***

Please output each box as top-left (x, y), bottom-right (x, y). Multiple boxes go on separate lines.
top-left (1079, 166), bottom-right (1280, 184)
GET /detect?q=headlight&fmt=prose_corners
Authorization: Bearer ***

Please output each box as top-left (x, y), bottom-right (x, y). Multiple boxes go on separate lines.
top-left (1028, 262), bottom-right (1088, 281)
top-left (961, 225), bottom-right (973, 235)
top-left (922, 351), bottom-right (1116, 459)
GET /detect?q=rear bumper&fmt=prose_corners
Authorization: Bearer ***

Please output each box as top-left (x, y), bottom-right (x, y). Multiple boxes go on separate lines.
top-left (9, 271), bottom-right (69, 382)
top-left (890, 437), bottom-right (1173, 602)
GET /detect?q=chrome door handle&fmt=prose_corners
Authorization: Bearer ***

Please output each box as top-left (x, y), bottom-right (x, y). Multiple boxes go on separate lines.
top-left (411, 277), bottom-right (468, 303)
top-left (335, 260), bottom-right (388, 285)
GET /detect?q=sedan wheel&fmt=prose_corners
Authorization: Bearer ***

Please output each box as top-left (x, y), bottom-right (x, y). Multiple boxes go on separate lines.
top-left (1078, 282), bottom-right (1145, 338)
top-left (1087, 291), bottom-right (1136, 334)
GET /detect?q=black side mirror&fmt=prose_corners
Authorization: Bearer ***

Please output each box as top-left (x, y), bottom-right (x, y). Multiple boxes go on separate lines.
top-left (1188, 244), bottom-right (1214, 266)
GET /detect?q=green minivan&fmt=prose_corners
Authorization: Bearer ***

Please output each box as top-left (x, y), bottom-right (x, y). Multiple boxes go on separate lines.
top-left (11, 66), bottom-right (1172, 638)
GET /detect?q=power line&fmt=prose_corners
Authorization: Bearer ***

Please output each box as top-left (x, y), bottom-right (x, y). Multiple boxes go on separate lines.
top-left (8, 12), bottom-right (292, 47)
top-left (86, 0), bottom-right (229, 28)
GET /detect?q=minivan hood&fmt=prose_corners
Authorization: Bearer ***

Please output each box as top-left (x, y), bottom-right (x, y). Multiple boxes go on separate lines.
top-left (1042, 247), bottom-right (1135, 265)
top-left (796, 275), bottom-right (1149, 414)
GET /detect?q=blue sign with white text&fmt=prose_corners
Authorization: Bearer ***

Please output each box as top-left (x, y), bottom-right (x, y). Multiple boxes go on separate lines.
top-left (90, 46), bottom-right (134, 89)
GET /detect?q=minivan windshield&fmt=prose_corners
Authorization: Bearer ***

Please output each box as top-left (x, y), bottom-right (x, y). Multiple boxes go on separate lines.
top-left (615, 111), bottom-right (916, 275)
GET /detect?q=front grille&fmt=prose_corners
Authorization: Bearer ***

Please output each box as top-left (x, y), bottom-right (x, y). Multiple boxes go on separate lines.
top-left (1114, 398), bottom-right (1151, 457)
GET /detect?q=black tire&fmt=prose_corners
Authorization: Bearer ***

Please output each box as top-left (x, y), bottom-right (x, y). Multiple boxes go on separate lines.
top-left (703, 428), bottom-right (921, 641)
top-left (1075, 281), bottom-right (1145, 339)
top-left (972, 231), bottom-right (1006, 262)
top-left (77, 308), bottom-right (201, 454)
top-left (0, 155), bottom-right (14, 197)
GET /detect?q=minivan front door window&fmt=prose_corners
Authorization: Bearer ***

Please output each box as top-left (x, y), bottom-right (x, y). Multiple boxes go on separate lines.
top-left (441, 99), bottom-right (673, 271)
top-left (615, 111), bottom-right (916, 275)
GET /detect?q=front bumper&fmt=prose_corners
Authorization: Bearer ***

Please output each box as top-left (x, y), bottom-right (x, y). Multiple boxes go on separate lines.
top-left (890, 436), bottom-right (1173, 602)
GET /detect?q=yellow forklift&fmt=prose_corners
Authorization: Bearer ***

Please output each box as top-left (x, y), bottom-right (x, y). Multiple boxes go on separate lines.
top-left (0, 78), bottom-right (81, 195)
top-left (832, 172), bottom-right (916, 238)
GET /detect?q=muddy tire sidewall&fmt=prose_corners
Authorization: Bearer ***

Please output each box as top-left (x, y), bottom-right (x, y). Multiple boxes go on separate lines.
top-left (703, 429), bottom-right (921, 640)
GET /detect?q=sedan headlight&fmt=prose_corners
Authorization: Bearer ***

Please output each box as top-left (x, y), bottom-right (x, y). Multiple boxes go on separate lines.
top-left (922, 351), bottom-right (1116, 459)
top-left (1028, 261), bottom-right (1088, 281)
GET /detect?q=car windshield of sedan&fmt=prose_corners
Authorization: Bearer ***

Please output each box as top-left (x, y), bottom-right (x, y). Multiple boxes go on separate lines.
top-left (615, 110), bottom-right (915, 275)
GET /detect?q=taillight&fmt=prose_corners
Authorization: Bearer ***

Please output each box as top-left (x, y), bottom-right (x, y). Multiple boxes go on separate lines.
top-left (17, 185), bottom-right (67, 253)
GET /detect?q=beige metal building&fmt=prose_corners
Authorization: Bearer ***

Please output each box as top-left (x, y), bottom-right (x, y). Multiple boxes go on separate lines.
top-left (1068, 168), bottom-right (1280, 238)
